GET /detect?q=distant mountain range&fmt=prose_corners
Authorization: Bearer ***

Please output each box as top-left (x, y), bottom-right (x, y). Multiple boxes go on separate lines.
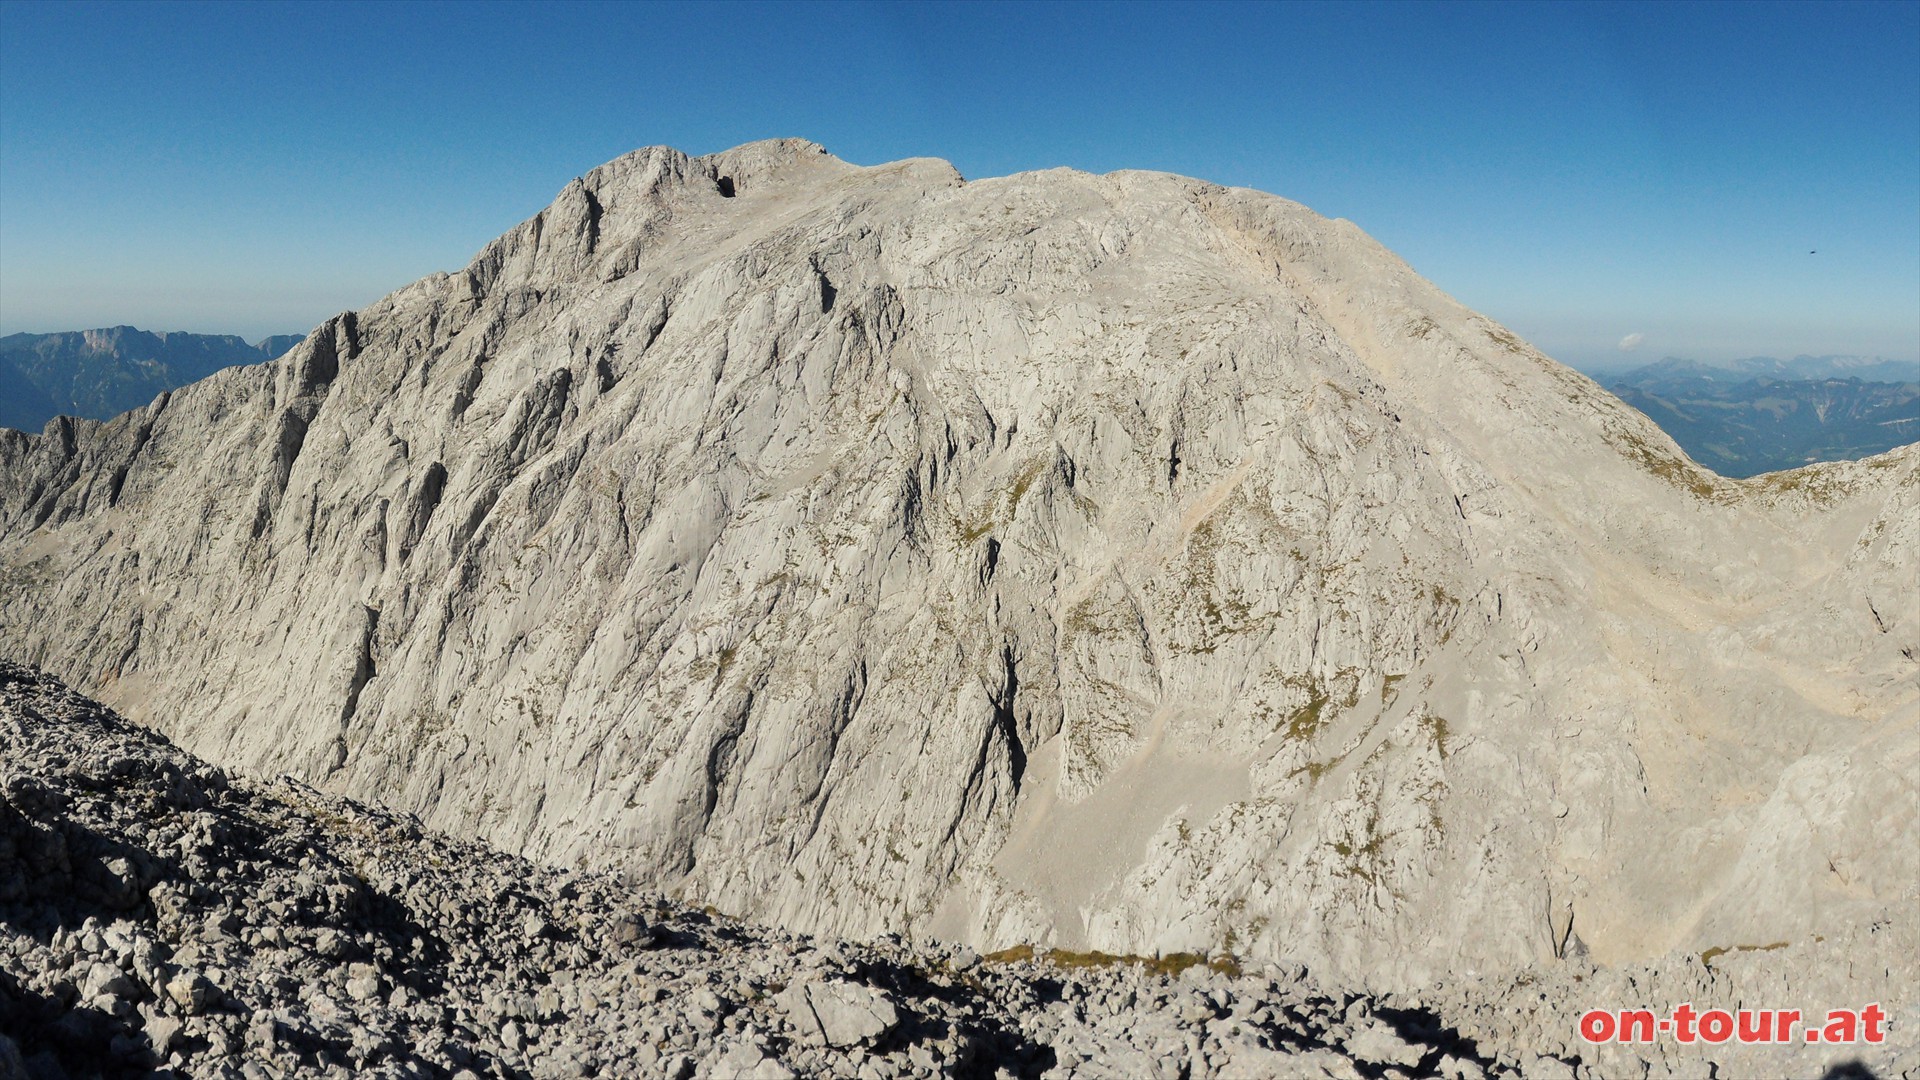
top-left (1609, 355), bottom-right (1919, 478)
top-left (1619, 354), bottom-right (1919, 384)
top-left (0, 326), bottom-right (305, 431)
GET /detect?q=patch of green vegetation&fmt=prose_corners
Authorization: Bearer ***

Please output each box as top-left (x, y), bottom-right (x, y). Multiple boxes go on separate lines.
top-left (1604, 425), bottom-right (1721, 499)
top-left (1419, 712), bottom-right (1452, 759)
top-left (981, 943), bottom-right (1036, 964)
top-left (1381, 673), bottom-right (1406, 703)
top-left (982, 945), bottom-right (1241, 978)
top-left (1480, 324), bottom-right (1529, 355)
top-left (1293, 760), bottom-right (1334, 782)
top-left (958, 457), bottom-right (1051, 543)
top-left (1196, 587), bottom-right (1254, 643)
top-left (1744, 465), bottom-right (1863, 506)
top-left (1280, 670), bottom-right (1365, 782)
top-left (1281, 688), bottom-right (1331, 742)
top-left (1339, 672), bottom-right (1362, 710)
top-left (1330, 799), bottom-right (1390, 885)
top-left (1425, 584), bottom-right (1463, 642)
top-left (1330, 836), bottom-right (1384, 861)
top-left (1177, 508), bottom-right (1237, 648)
top-left (1164, 484), bottom-right (1299, 654)
top-left (1061, 594), bottom-right (1114, 639)
top-left (1700, 941), bottom-right (1788, 969)
top-left (503, 691), bottom-right (552, 730)
top-left (1219, 899), bottom-right (1247, 954)
top-left (1331, 841), bottom-right (1383, 885)
top-left (1239, 915), bottom-right (1269, 953)
top-left (1008, 457), bottom-right (1048, 506)
top-left (1416, 776), bottom-right (1449, 839)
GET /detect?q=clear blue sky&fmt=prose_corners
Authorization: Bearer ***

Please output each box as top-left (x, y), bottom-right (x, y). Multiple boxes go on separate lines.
top-left (2, 0), bottom-right (1916, 372)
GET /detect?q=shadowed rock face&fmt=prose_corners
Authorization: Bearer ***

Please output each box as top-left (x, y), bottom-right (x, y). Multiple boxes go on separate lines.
top-left (0, 140), bottom-right (1913, 990)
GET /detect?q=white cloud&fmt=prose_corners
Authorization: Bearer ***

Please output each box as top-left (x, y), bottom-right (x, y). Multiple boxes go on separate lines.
top-left (1617, 332), bottom-right (1645, 352)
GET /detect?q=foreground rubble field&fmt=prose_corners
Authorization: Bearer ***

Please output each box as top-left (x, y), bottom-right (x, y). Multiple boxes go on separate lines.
top-left (1, 662), bottom-right (1910, 1079)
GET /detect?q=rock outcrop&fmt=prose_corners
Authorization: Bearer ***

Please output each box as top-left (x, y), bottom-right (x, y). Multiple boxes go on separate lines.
top-left (5, 663), bottom-right (1912, 1079)
top-left (0, 140), bottom-right (1913, 995)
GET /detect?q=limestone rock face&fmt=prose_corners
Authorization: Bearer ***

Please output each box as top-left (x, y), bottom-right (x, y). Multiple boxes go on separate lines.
top-left (0, 139), bottom-right (1913, 989)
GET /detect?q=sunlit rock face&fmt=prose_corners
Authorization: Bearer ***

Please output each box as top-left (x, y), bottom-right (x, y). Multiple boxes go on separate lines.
top-left (2, 139), bottom-right (1912, 990)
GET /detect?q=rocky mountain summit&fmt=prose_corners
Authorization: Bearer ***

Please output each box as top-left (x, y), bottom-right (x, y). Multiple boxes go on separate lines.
top-left (3, 663), bottom-right (1911, 1079)
top-left (0, 139), bottom-right (1914, 1003)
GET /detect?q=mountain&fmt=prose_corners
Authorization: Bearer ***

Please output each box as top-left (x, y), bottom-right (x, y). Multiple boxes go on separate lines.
top-left (1616, 354), bottom-right (1920, 385)
top-left (0, 356), bottom-right (62, 432)
top-left (0, 326), bottom-right (306, 432)
top-left (0, 140), bottom-right (1912, 998)
top-left (253, 333), bottom-right (309, 360)
top-left (1610, 365), bottom-right (1919, 477)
